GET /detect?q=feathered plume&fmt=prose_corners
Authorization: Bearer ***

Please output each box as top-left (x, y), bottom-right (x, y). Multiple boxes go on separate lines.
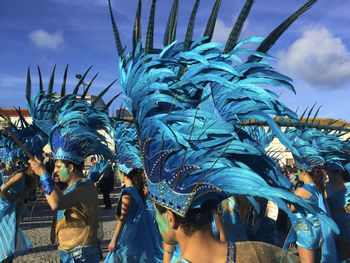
top-left (113, 121), bottom-right (143, 174)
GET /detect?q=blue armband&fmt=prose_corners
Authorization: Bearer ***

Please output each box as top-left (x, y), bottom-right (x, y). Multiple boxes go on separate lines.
top-left (40, 173), bottom-right (55, 195)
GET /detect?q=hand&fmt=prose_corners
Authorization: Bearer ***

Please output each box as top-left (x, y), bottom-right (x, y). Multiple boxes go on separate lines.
top-left (28, 156), bottom-right (47, 176)
top-left (108, 238), bottom-right (116, 252)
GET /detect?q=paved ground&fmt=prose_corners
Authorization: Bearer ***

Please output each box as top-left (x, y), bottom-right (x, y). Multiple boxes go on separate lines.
top-left (14, 186), bottom-right (121, 263)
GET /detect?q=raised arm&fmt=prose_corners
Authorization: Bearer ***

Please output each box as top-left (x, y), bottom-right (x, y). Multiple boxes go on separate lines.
top-left (108, 193), bottom-right (132, 252)
top-left (0, 172), bottom-right (25, 193)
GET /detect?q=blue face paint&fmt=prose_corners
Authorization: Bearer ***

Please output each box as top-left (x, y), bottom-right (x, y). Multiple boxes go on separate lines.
top-left (297, 170), bottom-right (301, 179)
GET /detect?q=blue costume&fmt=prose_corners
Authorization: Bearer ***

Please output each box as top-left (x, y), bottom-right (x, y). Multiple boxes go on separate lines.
top-left (27, 89), bottom-right (113, 263)
top-left (293, 183), bottom-right (322, 249)
top-left (104, 121), bottom-right (162, 263)
top-left (327, 182), bottom-right (350, 242)
top-left (220, 197), bottom-right (248, 243)
top-left (0, 114), bottom-right (47, 261)
top-left (107, 0), bottom-right (336, 261)
top-left (0, 171), bottom-right (31, 262)
top-left (284, 127), bottom-right (342, 262)
top-left (105, 186), bottom-right (162, 263)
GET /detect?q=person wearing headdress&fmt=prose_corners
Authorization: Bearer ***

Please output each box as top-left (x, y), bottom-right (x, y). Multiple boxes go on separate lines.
top-left (322, 137), bottom-right (350, 261)
top-left (0, 119), bottom-right (45, 262)
top-left (29, 95), bottom-right (112, 263)
top-left (88, 159), bottom-right (114, 209)
top-left (104, 121), bottom-right (163, 263)
top-left (285, 128), bottom-right (340, 263)
top-left (107, 0), bottom-right (340, 261)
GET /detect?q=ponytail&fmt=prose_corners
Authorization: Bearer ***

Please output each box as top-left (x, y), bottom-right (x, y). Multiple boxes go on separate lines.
top-left (126, 168), bottom-right (146, 202)
top-left (310, 167), bottom-right (326, 194)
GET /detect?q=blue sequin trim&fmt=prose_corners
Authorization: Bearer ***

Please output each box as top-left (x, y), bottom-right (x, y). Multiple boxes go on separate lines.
top-left (40, 173), bottom-right (55, 195)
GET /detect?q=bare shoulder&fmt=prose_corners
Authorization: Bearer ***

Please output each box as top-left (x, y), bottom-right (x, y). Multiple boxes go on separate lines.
top-left (294, 187), bottom-right (311, 199)
top-left (121, 193), bottom-right (132, 203)
top-left (8, 171), bottom-right (25, 183)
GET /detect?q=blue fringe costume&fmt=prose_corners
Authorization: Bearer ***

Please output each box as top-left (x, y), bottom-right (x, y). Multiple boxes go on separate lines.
top-left (327, 182), bottom-right (350, 243)
top-left (105, 186), bottom-right (162, 263)
top-left (0, 173), bottom-right (31, 262)
top-left (104, 121), bottom-right (162, 263)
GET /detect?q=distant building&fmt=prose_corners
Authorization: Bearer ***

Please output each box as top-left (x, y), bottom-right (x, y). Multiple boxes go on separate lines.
top-left (1, 109), bottom-right (32, 125)
top-left (2, 106), bottom-right (349, 167)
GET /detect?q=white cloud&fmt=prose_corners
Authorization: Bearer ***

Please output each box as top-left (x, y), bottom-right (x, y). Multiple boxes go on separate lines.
top-left (212, 17), bottom-right (267, 45)
top-left (212, 19), bottom-right (232, 44)
top-left (277, 25), bottom-right (350, 88)
top-left (29, 29), bottom-right (64, 50)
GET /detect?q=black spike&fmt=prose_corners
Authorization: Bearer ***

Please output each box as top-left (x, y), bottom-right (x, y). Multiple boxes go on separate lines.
top-left (203, 0), bottom-right (222, 43)
top-left (133, 0), bottom-right (142, 53)
top-left (26, 67), bottom-right (31, 106)
top-left (163, 0), bottom-right (179, 46)
top-left (145, 0), bottom-right (157, 55)
top-left (311, 105), bottom-right (322, 123)
top-left (61, 65), bottom-right (68, 97)
top-left (47, 65), bottom-right (56, 99)
top-left (108, 0), bottom-right (125, 59)
top-left (224, 0), bottom-right (254, 53)
top-left (73, 66), bottom-right (93, 95)
top-left (37, 66), bottom-right (44, 103)
top-left (82, 73), bottom-right (99, 99)
top-left (92, 79), bottom-right (117, 106)
top-left (183, 0), bottom-right (200, 52)
top-left (106, 92), bottom-right (122, 108)
top-left (305, 103), bottom-right (317, 123)
top-left (248, 0), bottom-right (317, 62)
top-left (299, 107), bottom-right (309, 121)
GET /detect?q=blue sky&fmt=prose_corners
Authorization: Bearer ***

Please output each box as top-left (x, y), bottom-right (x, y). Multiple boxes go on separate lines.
top-left (1, 0), bottom-right (350, 121)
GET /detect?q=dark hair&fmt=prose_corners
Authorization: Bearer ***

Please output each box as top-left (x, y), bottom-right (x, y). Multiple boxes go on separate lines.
top-left (23, 166), bottom-right (38, 194)
top-left (60, 160), bottom-right (85, 172)
top-left (341, 170), bottom-right (350, 182)
top-left (5, 166), bottom-right (38, 197)
top-left (310, 167), bottom-right (326, 194)
top-left (126, 168), bottom-right (146, 201)
top-left (155, 201), bottom-right (214, 236)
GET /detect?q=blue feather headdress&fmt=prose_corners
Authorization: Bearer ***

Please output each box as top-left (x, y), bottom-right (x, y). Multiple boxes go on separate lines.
top-left (285, 127), bottom-right (344, 171)
top-left (113, 121), bottom-right (143, 174)
top-left (0, 120), bottom-right (47, 163)
top-left (88, 159), bottom-right (111, 183)
top-left (48, 95), bottom-right (112, 165)
top-left (109, 0), bottom-right (339, 233)
top-left (116, 40), bottom-right (339, 234)
top-left (27, 92), bottom-right (62, 136)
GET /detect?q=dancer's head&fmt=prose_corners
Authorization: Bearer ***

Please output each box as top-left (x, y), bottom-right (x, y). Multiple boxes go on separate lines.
top-left (154, 201), bottom-right (214, 244)
top-left (119, 168), bottom-right (146, 200)
top-left (54, 159), bottom-right (84, 183)
top-left (298, 166), bottom-right (326, 193)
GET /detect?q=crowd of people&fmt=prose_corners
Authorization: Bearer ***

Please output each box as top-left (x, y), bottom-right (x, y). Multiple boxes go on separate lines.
top-left (1, 0), bottom-right (350, 262)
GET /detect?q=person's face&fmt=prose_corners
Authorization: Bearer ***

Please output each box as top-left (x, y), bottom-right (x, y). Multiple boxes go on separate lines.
top-left (54, 160), bottom-right (71, 182)
top-left (154, 204), bottom-right (177, 245)
top-left (118, 170), bottom-right (125, 183)
top-left (4, 161), bottom-right (14, 172)
top-left (298, 169), bottom-right (307, 182)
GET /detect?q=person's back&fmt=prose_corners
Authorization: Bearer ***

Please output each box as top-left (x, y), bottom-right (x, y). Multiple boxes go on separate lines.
top-left (106, 169), bottom-right (163, 263)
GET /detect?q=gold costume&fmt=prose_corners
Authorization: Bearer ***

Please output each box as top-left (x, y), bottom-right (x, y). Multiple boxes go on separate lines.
top-left (235, 241), bottom-right (300, 263)
top-left (55, 180), bottom-right (99, 250)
